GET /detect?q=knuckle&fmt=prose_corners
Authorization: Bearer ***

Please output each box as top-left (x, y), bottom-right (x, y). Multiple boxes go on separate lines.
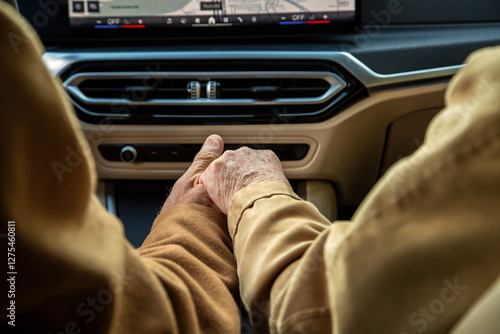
top-left (266, 150), bottom-right (279, 160)
top-left (212, 158), bottom-right (224, 170)
top-left (223, 150), bottom-right (236, 159)
top-left (263, 149), bottom-right (274, 156)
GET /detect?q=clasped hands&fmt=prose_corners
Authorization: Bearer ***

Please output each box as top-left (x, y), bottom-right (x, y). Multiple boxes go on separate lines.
top-left (162, 134), bottom-right (291, 215)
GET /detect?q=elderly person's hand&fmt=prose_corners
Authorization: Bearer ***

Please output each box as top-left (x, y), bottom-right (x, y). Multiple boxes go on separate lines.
top-left (161, 134), bottom-right (224, 212)
top-left (200, 145), bottom-right (292, 215)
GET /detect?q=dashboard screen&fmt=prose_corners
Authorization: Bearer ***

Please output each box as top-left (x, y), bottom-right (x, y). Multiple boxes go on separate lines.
top-left (68, 0), bottom-right (356, 30)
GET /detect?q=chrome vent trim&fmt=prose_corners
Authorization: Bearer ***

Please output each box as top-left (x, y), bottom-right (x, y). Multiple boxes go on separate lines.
top-left (63, 71), bottom-right (346, 107)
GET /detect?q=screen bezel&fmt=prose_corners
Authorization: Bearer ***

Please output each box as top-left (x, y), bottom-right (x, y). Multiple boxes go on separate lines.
top-left (19, 1), bottom-right (361, 42)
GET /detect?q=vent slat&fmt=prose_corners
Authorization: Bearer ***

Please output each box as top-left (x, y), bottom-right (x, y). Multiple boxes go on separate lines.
top-left (77, 77), bottom-right (331, 100)
top-left (218, 78), bottom-right (330, 99)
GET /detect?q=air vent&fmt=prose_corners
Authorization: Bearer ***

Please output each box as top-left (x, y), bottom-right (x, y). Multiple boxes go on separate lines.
top-left (218, 78), bottom-right (331, 100)
top-left (76, 77), bottom-right (331, 101)
top-left (78, 78), bottom-right (188, 100)
top-left (64, 71), bottom-right (345, 106)
top-left (61, 60), bottom-right (366, 125)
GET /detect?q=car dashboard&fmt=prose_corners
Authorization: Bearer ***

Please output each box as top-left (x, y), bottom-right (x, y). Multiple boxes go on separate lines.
top-left (17, 0), bottom-right (500, 245)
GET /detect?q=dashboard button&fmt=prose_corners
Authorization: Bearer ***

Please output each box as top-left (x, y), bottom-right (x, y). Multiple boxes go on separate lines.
top-left (120, 146), bottom-right (138, 163)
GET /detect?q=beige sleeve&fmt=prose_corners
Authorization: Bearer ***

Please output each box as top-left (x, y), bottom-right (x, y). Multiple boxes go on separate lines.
top-left (228, 181), bottom-right (337, 333)
top-left (324, 46), bottom-right (500, 334)
top-left (0, 3), bottom-right (239, 333)
top-left (229, 47), bottom-right (500, 334)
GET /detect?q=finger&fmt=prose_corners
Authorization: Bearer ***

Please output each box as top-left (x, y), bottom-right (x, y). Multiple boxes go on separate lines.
top-left (187, 134), bottom-right (224, 175)
top-left (199, 162), bottom-right (228, 214)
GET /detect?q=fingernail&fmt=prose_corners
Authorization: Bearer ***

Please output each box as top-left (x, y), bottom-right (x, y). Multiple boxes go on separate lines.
top-left (204, 135), bottom-right (220, 149)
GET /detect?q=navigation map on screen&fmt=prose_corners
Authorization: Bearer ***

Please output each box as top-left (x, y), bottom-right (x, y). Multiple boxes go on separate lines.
top-left (69, 0), bottom-right (356, 29)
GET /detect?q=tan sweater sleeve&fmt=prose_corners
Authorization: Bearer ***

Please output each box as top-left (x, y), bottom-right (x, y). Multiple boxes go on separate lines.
top-left (229, 47), bottom-right (500, 334)
top-left (323, 46), bottom-right (500, 334)
top-left (0, 3), bottom-right (239, 333)
top-left (228, 181), bottom-right (335, 333)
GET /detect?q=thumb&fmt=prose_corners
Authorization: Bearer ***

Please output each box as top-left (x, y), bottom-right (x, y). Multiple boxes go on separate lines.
top-left (188, 134), bottom-right (224, 175)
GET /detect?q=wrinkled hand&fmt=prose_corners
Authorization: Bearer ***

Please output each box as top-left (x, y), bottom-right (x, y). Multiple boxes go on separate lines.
top-left (161, 135), bottom-right (224, 213)
top-left (200, 146), bottom-right (291, 215)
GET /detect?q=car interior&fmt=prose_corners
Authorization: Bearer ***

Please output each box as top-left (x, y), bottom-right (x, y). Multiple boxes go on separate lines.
top-left (7, 0), bottom-right (500, 332)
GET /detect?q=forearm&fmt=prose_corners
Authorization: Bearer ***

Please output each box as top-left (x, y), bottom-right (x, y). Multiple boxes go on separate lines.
top-left (138, 203), bottom-right (240, 333)
top-left (11, 199), bottom-right (239, 333)
top-left (228, 181), bottom-right (334, 333)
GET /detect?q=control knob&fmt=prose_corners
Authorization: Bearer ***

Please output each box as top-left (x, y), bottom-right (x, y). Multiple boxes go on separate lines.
top-left (120, 145), bottom-right (138, 163)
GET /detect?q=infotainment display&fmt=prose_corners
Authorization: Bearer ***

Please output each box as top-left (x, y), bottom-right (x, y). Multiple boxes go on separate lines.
top-left (68, 0), bottom-right (356, 30)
